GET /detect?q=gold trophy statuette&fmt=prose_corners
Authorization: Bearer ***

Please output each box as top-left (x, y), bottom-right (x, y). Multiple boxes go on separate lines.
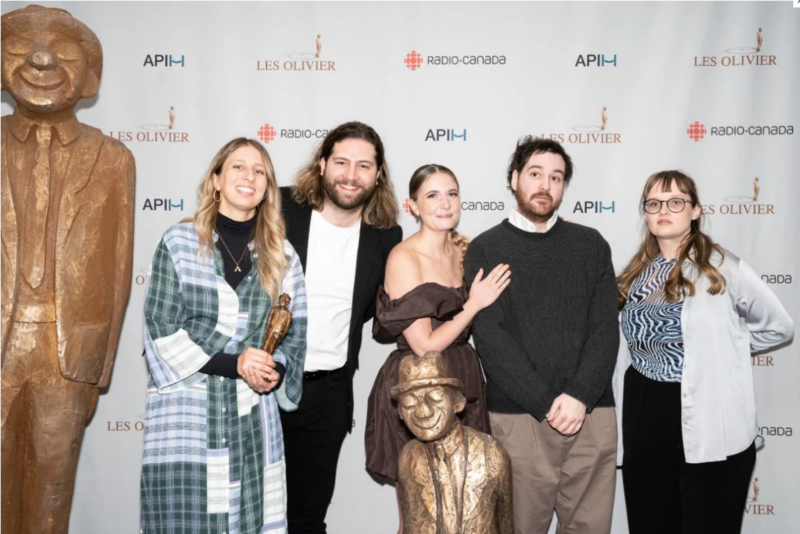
top-left (262, 294), bottom-right (292, 355)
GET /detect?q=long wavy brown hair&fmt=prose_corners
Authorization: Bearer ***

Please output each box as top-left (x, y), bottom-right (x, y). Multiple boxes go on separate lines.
top-left (291, 121), bottom-right (399, 229)
top-left (617, 170), bottom-right (726, 309)
top-left (187, 138), bottom-right (287, 303)
top-left (408, 164), bottom-right (469, 269)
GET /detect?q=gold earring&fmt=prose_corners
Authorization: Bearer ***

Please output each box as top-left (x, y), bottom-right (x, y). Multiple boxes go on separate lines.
top-left (213, 189), bottom-right (221, 203)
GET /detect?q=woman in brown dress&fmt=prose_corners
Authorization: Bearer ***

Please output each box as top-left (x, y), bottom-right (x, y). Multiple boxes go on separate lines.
top-left (365, 164), bottom-right (511, 527)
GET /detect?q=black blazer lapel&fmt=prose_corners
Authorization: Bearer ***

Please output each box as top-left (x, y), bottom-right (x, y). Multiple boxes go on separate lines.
top-left (280, 187), bottom-right (312, 272)
top-left (349, 221), bottom-right (379, 337)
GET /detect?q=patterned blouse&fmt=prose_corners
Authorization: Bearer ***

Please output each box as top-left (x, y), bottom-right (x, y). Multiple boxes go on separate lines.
top-left (621, 255), bottom-right (685, 383)
top-left (141, 222), bottom-right (307, 534)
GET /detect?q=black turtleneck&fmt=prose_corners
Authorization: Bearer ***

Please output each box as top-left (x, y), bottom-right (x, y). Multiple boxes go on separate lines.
top-left (215, 212), bottom-right (256, 290)
top-left (199, 212), bottom-right (285, 385)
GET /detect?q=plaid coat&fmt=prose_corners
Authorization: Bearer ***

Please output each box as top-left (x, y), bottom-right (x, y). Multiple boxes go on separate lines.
top-left (140, 222), bottom-right (307, 534)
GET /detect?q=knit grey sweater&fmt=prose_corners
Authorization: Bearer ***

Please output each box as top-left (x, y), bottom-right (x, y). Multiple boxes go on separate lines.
top-left (464, 218), bottom-right (619, 421)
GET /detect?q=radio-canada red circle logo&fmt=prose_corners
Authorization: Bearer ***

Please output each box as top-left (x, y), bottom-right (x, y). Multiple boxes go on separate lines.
top-left (405, 51), bottom-right (423, 71)
top-left (258, 123), bottom-right (276, 143)
top-left (687, 121), bottom-right (706, 142)
top-left (403, 198), bottom-right (413, 215)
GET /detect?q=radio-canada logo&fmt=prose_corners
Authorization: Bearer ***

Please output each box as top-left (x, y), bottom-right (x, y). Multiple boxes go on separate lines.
top-left (109, 106), bottom-right (190, 143)
top-left (257, 33), bottom-right (336, 72)
top-left (257, 122), bottom-right (328, 144)
top-left (404, 50), bottom-right (506, 70)
top-left (686, 120), bottom-right (793, 141)
top-left (540, 107), bottom-right (621, 144)
top-left (695, 27), bottom-right (777, 68)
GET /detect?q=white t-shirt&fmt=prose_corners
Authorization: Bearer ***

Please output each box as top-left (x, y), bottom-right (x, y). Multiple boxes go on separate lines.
top-left (303, 209), bottom-right (361, 372)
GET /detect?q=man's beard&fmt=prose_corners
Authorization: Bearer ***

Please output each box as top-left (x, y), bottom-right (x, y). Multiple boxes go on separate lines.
top-left (515, 189), bottom-right (563, 224)
top-left (322, 173), bottom-right (377, 211)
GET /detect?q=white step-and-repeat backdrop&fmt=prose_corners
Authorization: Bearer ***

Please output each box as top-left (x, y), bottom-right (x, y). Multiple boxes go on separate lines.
top-left (2, 1), bottom-right (798, 532)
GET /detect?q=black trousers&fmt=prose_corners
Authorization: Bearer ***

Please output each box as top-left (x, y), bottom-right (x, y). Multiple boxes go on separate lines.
top-left (622, 366), bottom-right (756, 534)
top-left (280, 367), bottom-right (350, 534)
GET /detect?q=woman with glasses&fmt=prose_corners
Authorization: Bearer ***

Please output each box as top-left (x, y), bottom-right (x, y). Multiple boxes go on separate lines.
top-left (614, 170), bottom-right (793, 534)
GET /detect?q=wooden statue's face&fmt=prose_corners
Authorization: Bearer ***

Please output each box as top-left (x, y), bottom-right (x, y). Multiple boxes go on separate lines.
top-left (2, 31), bottom-right (89, 113)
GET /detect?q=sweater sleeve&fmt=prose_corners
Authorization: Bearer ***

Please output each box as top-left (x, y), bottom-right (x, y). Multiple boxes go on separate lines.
top-left (562, 238), bottom-right (620, 410)
top-left (464, 243), bottom-right (562, 420)
top-left (735, 259), bottom-right (794, 351)
top-left (200, 352), bottom-right (240, 378)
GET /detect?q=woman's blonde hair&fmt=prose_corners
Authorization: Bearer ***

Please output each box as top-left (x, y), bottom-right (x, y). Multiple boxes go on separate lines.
top-left (408, 163), bottom-right (469, 269)
top-left (187, 138), bottom-right (287, 303)
top-left (291, 121), bottom-right (399, 229)
top-left (617, 170), bottom-right (726, 310)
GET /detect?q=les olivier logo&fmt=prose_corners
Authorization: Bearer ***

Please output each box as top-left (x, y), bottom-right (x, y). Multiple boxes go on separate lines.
top-left (540, 107), bottom-right (621, 144)
top-left (575, 54), bottom-right (617, 67)
top-left (686, 121), bottom-right (793, 142)
top-left (257, 123), bottom-right (329, 144)
top-left (143, 54), bottom-right (185, 68)
top-left (745, 476), bottom-right (775, 516)
top-left (257, 33), bottom-right (335, 72)
top-left (695, 27), bottom-right (777, 68)
top-left (404, 50), bottom-right (506, 71)
top-left (110, 106), bottom-right (190, 143)
top-left (701, 177), bottom-right (776, 216)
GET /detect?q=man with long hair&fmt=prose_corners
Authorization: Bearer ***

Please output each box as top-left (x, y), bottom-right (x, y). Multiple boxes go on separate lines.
top-left (280, 121), bottom-right (402, 533)
top-left (464, 137), bottom-right (619, 533)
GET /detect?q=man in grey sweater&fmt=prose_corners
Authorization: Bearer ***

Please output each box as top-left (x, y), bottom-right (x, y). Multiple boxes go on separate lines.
top-left (464, 137), bottom-right (619, 533)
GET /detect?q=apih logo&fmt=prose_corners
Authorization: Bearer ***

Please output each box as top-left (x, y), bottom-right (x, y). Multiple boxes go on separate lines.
top-left (256, 33), bottom-right (336, 72)
top-left (257, 122), bottom-right (328, 144)
top-left (403, 50), bottom-right (506, 70)
top-left (540, 107), bottom-right (621, 144)
top-left (573, 201), bottom-right (616, 214)
top-left (425, 129), bottom-right (467, 142)
top-left (575, 54), bottom-right (617, 67)
top-left (142, 199), bottom-right (184, 211)
top-left (695, 27), bottom-right (777, 68)
top-left (143, 54), bottom-right (184, 67)
top-left (686, 120), bottom-right (793, 141)
top-left (109, 106), bottom-right (190, 143)
top-left (744, 476), bottom-right (775, 516)
top-left (701, 177), bottom-right (776, 216)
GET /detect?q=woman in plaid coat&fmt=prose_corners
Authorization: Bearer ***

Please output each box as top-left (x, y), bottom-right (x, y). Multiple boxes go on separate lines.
top-left (140, 138), bottom-right (307, 534)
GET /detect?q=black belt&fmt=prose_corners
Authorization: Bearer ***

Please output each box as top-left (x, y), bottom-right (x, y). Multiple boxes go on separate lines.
top-left (303, 366), bottom-right (346, 381)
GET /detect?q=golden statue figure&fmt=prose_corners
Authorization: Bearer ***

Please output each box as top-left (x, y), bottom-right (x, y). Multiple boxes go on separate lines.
top-left (753, 477), bottom-right (760, 502)
top-left (753, 177), bottom-right (760, 202)
top-left (168, 105), bottom-right (175, 130)
top-left (756, 27), bottom-right (763, 53)
top-left (601, 106), bottom-right (608, 131)
top-left (392, 352), bottom-right (513, 534)
top-left (1, 5), bottom-right (135, 532)
top-left (262, 293), bottom-right (293, 355)
top-left (315, 34), bottom-right (322, 58)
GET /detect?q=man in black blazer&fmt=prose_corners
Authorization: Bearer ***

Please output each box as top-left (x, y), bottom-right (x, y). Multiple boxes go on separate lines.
top-left (279, 121), bottom-right (402, 534)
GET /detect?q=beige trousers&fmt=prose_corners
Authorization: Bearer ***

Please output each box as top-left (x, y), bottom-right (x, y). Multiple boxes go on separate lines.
top-left (490, 407), bottom-right (617, 534)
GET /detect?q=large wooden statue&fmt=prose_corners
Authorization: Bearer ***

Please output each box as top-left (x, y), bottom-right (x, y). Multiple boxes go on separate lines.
top-left (392, 351), bottom-right (513, 534)
top-left (1, 5), bottom-right (135, 532)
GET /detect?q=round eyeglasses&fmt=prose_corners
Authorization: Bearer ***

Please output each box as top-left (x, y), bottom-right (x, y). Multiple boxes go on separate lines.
top-left (642, 198), bottom-right (694, 214)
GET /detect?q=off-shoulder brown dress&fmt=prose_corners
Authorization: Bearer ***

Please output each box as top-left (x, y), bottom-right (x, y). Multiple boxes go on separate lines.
top-left (365, 282), bottom-right (491, 481)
